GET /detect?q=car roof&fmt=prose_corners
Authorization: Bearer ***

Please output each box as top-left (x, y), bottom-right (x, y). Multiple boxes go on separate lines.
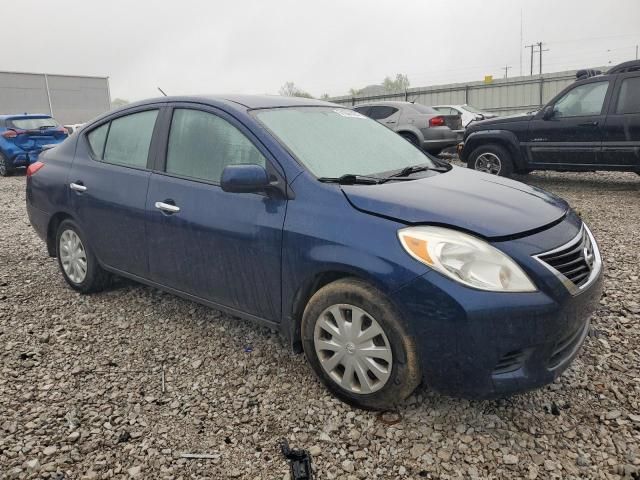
top-left (0, 114), bottom-right (52, 120)
top-left (354, 101), bottom-right (416, 107)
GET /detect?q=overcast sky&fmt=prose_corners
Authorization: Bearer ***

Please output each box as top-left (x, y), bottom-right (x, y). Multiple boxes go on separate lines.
top-left (4, 0), bottom-right (639, 101)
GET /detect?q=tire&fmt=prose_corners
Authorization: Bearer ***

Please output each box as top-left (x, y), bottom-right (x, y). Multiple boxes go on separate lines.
top-left (0, 152), bottom-right (13, 177)
top-left (399, 132), bottom-right (420, 148)
top-left (301, 278), bottom-right (421, 410)
top-left (56, 219), bottom-right (110, 293)
top-left (468, 144), bottom-right (514, 177)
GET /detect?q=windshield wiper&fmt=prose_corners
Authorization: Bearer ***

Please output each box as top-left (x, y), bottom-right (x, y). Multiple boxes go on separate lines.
top-left (378, 164), bottom-right (450, 183)
top-left (38, 125), bottom-right (57, 130)
top-left (318, 174), bottom-right (380, 185)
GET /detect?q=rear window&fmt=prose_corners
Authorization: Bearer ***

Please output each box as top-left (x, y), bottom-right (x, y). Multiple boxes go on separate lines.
top-left (407, 104), bottom-right (438, 114)
top-left (615, 77), bottom-right (640, 114)
top-left (9, 117), bottom-right (59, 130)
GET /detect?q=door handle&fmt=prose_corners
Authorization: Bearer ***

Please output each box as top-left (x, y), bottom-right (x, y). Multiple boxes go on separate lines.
top-left (155, 201), bottom-right (180, 214)
top-left (578, 121), bottom-right (599, 127)
top-left (69, 182), bottom-right (87, 192)
top-left (385, 120), bottom-right (395, 124)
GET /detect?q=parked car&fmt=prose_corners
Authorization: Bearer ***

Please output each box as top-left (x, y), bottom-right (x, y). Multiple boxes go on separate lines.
top-left (460, 60), bottom-right (640, 176)
top-left (353, 101), bottom-right (463, 154)
top-left (0, 114), bottom-right (68, 176)
top-left (64, 123), bottom-right (85, 135)
top-left (433, 104), bottom-right (497, 127)
top-left (26, 95), bottom-right (602, 409)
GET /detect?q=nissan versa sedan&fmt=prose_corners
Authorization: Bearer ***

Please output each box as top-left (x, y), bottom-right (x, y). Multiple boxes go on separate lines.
top-left (26, 95), bottom-right (603, 410)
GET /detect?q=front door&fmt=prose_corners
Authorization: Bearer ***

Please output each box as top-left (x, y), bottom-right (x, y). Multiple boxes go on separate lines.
top-left (527, 80), bottom-right (611, 167)
top-left (69, 108), bottom-right (161, 277)
top-left (146, 105), bottom-right (286, 322)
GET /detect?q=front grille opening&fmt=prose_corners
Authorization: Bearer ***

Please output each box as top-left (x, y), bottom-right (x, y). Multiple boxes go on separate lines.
top-left (493, 349), bottom-right (527, 375)
top-left (537, 228), bottom-right (594, 289)
top-left (548, 322), bottom-right (588, 370)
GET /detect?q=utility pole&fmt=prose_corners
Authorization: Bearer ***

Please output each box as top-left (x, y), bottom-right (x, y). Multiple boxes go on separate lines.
top-left (636, 45), bottom-right (639, 60)
top-left (525, 44), bottom-right (536, 75)
top-left (503, 65), bottom-right (512, 79)
top-left (537, 41), bottom-right (549, 75)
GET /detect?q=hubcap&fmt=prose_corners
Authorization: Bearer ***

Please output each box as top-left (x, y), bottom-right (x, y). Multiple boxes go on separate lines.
top-left (59, 229), bottom-right (87, 284)
top-left (314, 304), bottom-right (393, 394)
top-left (475, 152), bottom-right (502, 175)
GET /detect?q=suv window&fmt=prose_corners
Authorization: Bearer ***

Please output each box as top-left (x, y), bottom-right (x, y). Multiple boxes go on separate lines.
top-left (98, 110), bottom-right (158, 168)
top-left (165, 109), bottom-right (266, 183)
top-left (368, 106), bottom-right (398, 120)
top-left (553, 81), bottom-right (609, 118)
top-left (615, 76), bottom-right (640, 114)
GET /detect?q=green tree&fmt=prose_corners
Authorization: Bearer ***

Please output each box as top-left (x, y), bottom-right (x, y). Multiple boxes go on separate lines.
top-left (279, 82), bottom-right (314, 98)
top-left (382, 74), bottom-right (410, 93)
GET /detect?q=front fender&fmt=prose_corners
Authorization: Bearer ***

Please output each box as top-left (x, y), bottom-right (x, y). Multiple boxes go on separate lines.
top-left (461, 130), bottom-right (524, 168)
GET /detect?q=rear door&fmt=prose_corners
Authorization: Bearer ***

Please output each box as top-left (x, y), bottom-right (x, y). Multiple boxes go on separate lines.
top-left (601, 73), bottom-right (640, 167)
top-left (145, 104), bottom-right (286, 322)
top-left (527, 79), bottom-right (612, 166)
top-left (69, 106), bottom-right (163, 277)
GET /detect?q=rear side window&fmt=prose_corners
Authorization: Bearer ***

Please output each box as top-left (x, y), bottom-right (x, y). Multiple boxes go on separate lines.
top-left (87, 123), bottom-right (109, 158)
top-left (615, 77), bottom-right (640, 114)
top-left (354, 106), bottom-right (371, 116)
top-left (91, 110), bottom-right (158, 168)
top-left (165, 109), bottom-right (266, 183)
top-left (368, 106), bottom-right (398, 120)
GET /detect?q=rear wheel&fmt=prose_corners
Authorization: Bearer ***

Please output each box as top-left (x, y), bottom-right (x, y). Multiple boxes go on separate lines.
top-left (56, 219), bottom-right (110, 293)
top-left (468, 144), bottom-right (514, 177)
top-left (0, 153), bottom-right (13, 177)
top-left (400, 132), bottom-right (420, 149)
top-left (301, 278), bottom-right (421, 410)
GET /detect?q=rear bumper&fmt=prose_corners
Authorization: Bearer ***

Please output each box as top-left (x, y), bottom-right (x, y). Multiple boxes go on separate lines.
top-left (26, 196), bottom-right (49, 243)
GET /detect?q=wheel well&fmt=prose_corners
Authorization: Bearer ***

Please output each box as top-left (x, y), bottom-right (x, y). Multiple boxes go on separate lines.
top-left (398, 131), bottom-right (419, 143)
top-left (46, 213), bottom-right (72, 257)
top-left (289, 271), bottom-right (353, 353)
top-left (466, 138), bottom-right (523, 168)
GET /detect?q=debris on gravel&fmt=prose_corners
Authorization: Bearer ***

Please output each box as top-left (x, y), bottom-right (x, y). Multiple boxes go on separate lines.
top-left (1, 170), bottom-right (639, 479)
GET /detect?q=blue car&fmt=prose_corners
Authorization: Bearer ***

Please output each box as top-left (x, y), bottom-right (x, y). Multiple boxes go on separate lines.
top-left (26, 95), bottom-right (603, 409)
top-left (0, 114), bottom-right (68, 176)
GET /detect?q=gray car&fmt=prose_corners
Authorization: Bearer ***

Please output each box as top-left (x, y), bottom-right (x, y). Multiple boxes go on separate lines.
top-left (354, 101), bottom-right (463, 154)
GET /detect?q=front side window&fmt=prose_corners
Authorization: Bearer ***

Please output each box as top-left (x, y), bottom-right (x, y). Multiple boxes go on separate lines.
top-left (553, 81), bottom-right (609, 118)
top-left (615, 77), bottom-right (640, 114)
top-left (255, 107), bottom-right (436, 178)
top-left (165, 109), bottom-right (266, 183)
top-left (102, 110), bottom-right (158, 168)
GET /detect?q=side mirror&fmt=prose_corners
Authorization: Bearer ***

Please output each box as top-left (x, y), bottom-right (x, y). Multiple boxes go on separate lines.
top-left (542, 105), bottom-right (555, 120)
top-left (220, 164), bottom-right (271, 193)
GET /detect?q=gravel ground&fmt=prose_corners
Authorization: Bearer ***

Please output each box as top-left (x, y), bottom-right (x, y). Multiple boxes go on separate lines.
top-left (1, 169), bottom-right (639, 480)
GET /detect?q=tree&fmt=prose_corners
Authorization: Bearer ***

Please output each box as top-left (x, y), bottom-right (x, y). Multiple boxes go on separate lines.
top-left (111, 98), bottom-right (129, 109)
top-left (279, 82), bottom-right (313, 98)
top-left (348, 87), bottom-right (363, 96)
top-left (382, 74), bottom-right (410, 93)
top-left (320, 93), bottom-right (331, 100)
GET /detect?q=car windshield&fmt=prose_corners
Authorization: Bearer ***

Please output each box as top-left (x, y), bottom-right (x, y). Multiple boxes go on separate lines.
top-left (255, 107), bottom-right (436, 178)
top-left (9, 117), bottom-right (59, 130)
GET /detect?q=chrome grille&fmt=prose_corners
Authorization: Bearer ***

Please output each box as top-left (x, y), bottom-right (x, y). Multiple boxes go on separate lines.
top-left (534, 225), bottom-right (601, 295)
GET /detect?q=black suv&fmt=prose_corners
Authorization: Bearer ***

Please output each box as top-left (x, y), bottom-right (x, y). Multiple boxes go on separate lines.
top-left (460, 60), bottom-right (640, 176)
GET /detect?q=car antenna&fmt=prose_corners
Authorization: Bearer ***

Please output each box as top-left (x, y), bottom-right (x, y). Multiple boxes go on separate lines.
top-left (157, 87), bottom-right (168, 97)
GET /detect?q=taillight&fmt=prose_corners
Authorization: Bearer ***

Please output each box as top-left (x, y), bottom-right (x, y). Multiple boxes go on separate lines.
top-left (26, 161), bottom-right (45, 177)
top-left (2, 129), bottom-right (23, 139)
top-left (429, 116), bottom-right (446, 127)
top-left (57, 127), bottom-right (69, 136)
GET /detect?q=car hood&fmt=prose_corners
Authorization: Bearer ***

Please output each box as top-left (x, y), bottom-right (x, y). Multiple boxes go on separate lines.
top-left (468, 111), bottom-right (535, 129)
top-left (341, 167), bottom-right (568, 239)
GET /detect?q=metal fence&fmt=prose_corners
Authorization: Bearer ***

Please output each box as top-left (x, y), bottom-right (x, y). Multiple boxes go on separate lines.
top-left (0, 71), bottom-right (111, 125)
top-left (329, 69), bottom-right (601, 115)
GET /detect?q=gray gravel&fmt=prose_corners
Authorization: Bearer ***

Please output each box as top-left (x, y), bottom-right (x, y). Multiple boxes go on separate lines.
top-left (1, 169), bottom-right (639, 479)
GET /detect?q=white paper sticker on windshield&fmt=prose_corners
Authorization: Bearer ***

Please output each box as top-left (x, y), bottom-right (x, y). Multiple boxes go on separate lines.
top-left (334, 109), bottom-right (366, 118)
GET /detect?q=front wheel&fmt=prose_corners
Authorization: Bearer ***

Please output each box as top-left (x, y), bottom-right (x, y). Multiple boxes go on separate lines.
top-left (301, 278), bottom-right (421, 410)
top-left (0, 153), bottom-right (13, 177)
top-left (56, 219), bottom-right (110, 293)
top-left (468, 144), bottom-right (514, 177)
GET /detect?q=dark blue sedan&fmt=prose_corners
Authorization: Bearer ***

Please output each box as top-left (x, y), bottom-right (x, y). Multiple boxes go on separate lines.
top-left (26, 95), bottom-right (603, 409)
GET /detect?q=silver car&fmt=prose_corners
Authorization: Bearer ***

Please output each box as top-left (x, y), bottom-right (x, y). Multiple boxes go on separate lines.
top-left (354, 101), bottom-right (463, 154)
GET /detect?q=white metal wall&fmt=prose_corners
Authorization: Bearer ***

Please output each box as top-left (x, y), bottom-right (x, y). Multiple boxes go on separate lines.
top-left (330, 69), bottom-right (594, 116)
top-left (0, 71), bottom-right (111, 125)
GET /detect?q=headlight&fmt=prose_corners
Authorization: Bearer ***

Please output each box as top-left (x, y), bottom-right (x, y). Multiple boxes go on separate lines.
top-left (398, 226), bottom-right (536, 292)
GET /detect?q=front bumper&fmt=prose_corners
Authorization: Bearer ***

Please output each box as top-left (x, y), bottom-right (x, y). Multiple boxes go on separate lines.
top-left (391, 220), bottom-right (603, 399)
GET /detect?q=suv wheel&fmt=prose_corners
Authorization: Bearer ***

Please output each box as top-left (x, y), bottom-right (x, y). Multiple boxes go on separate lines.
top-left (468, 144), bottom-right (514, 176)
top-left (56, 219), bottom-right (110, 293)
top-left (301, 278), bottom-right (421, 410)
top-left (0, 153), bottom-right (12, 177)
